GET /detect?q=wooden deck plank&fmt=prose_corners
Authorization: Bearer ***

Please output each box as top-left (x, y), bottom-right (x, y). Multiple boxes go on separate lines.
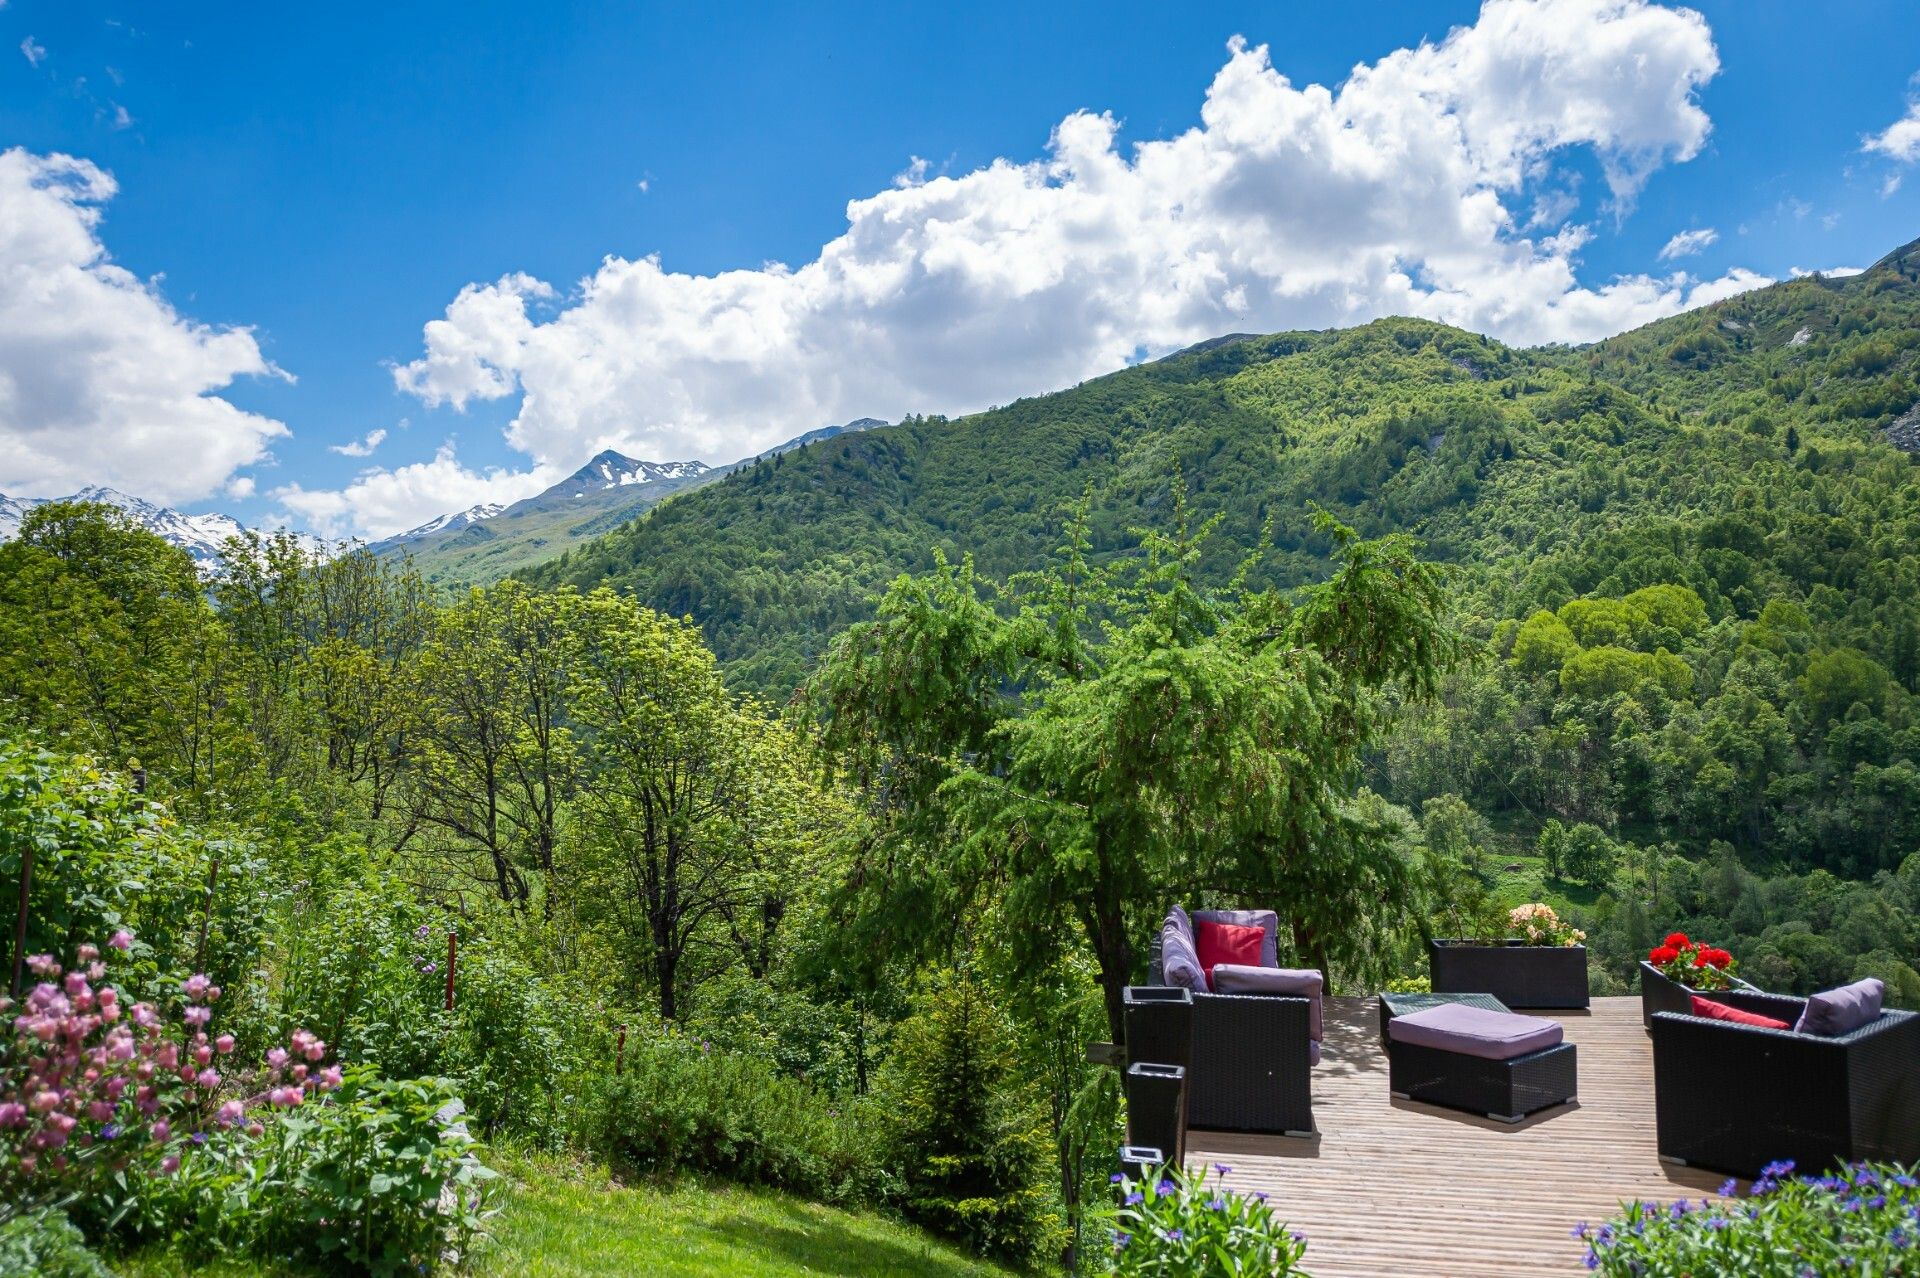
top-left (1184, 996), bottom-right (1725, 1276)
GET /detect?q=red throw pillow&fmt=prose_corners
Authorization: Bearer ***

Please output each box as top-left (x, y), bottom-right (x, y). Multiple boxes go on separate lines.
top-left (1194, 920), bottom-right (1265, 988)
top-left (1689, 994), bottom-right (1790, 1030)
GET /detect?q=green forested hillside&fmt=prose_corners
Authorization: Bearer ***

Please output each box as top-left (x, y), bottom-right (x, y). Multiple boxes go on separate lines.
top-left (530, 237), bottom-right (1920, 698)
top-left (523, 236), bottom-right (1920, 1001)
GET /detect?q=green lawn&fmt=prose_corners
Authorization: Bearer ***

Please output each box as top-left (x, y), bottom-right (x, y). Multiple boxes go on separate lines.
top-left (118, 1154), bottom-right (1018, 1278)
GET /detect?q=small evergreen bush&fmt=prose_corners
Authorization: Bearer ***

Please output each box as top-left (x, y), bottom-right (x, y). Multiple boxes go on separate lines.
top-left (875, 972), bottom-right (1063, 1269)
top-left (588, 1029), bottom-right (889, 1204)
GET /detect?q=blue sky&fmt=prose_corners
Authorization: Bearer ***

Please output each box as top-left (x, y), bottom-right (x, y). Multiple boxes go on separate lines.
top-left (1, 1), bottom-right (1917, 536)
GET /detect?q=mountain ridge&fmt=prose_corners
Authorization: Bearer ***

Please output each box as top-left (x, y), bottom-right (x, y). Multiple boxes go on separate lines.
top-left (0, 486), bottom-right (321, 570)
top-left (520, 232), bottom-right (1920, 693)
top-left (368, 417), bottom-right (887, 587)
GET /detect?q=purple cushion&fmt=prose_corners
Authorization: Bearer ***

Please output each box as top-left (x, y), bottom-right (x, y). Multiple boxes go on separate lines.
top-left (1192, 909), bottom-right (1280, 969)
top-left (1160, 906), bottom-right (1207, 993)
top-left (1211, 965), bottom-right (1323, 1042)
top-left (1387, 1004), bottom-right (1564, 1061)
top-left (1794, 977), bottom-right (1885, 1038)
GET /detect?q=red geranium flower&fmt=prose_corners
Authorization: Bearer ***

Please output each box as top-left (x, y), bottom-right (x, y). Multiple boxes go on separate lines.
top-left (1648, 946), bottom-right (1679, 966)
top-left (1704, 948), bottom-right (1732, 968)
top-left (1692, 948), bottom-right (1710, 966)
top-left (1663, 932), bottom-right (1690, 949)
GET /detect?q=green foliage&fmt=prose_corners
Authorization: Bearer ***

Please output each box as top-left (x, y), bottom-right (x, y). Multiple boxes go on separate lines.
top-left (1510, 610), bottom-right (1578, 673)
top-left (811, 495), bottom-right (1460, 1040)
top-left (680, 968), bottom-right (877, 1097)
top-left (1578, 1161), bottom-right (1920, 1276)
top-left (875, 973), bottom-right (1062, 1268)
top-left (0, 744), bottom-right (266, 1005)
top-left (122, 1068), bottom-right (496, 1276)
top-left (588, 1031), bottom-right (889, 1206)
top-left (1102, 1166), bottom-right (1310, 1276)
top-left (0, 1209), bottom-right (111, 1278)
top-left (248, 1068), bottom-right (496, 1275)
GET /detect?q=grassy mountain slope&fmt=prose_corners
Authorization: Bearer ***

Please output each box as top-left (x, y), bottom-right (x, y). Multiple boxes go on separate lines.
top-left (526, 237), bottom-right (1920, 696)
top-left (380, 467), bottom-right (717, 590)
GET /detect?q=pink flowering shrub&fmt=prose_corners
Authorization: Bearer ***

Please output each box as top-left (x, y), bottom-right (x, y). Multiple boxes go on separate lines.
top-left (0, 933), bottom-right (340, 1225)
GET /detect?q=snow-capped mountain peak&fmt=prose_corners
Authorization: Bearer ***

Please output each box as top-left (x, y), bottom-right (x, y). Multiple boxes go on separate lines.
top-left (553, 450), bottom-right (711, 500)
top-left (0, 487), bottom-right (318, 570)
top-left (372, 502), bottom-right (509, 550)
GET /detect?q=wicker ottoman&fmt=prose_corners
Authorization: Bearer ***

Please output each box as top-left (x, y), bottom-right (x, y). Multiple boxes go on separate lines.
top-left (1386, 1003), bottom-right (1577, 1123)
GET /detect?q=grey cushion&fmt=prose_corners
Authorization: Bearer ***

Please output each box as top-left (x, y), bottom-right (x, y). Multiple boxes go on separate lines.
top-left (1192, 909), bottom-right (1280, 969)
top-left (1387, 1003), bottom-right (1564, 1061)
top-left (1211, 964), bottom-right (1324, 1042)
top-left (1160, 905), bottom-right (1207, 993)
top-left (1794, 977), bottom-right (1885, 1037)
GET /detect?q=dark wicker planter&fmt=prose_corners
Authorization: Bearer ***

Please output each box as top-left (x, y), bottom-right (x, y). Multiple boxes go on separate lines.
top-left (1429, 939), bottom-right (1590, 1009)
top-left (1637, 961), bottom-right (1803, 1032)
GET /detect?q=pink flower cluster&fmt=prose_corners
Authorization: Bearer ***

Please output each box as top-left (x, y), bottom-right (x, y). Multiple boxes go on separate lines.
top-left (0, 933), bottom-right (343, 1198)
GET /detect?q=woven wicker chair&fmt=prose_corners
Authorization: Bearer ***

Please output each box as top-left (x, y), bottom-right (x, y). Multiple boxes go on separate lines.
top-left (1651, 1003), bottom-right (1920, 1178)
top-left (1142, 940), bottom-right (1316, 1137)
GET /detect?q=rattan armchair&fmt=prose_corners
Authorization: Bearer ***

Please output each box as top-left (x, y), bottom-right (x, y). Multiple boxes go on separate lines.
top-left (1141, 940), bottom-right (1316, 1137)
top-left (1651, 1003), bottom-right (1920, 1178)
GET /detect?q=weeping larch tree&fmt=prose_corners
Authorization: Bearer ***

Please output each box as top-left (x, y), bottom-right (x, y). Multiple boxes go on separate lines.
top-left (810, 489), bottom-right (1463, 1046)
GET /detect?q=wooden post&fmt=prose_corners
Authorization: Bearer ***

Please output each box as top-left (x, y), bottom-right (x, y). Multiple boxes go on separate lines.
top-left (615, 1024), bottom-right (627, 1076)
top-left (8, 843), bottom-right (31, 999)
top-left (444, 931), bottom-right (457, 1012)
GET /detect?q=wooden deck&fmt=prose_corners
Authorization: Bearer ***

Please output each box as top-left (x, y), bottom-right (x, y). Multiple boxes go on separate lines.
top-left (1184, 995), bottom-right (1725, 1276)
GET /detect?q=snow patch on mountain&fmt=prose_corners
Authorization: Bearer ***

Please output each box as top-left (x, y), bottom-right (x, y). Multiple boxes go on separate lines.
top-left (372, 502), bottom-right (509, 550)
top-left (0, 487), bottom-right (322, 569)
top-left (547, 451), bottom-right (712, 501)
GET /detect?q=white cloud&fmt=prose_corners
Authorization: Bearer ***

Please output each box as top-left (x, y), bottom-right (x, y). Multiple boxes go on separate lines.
top-left (225, 475), bottom-right (256, 499)
top-left (0, 149), bottom-right (290, 504)
top-left (1865, 98), bottom-right (1920, 163)
top-left (1657, 226), bottom-right (1717, 260)
top-left (272, 443), bottom-right (551, 539)
top-left (1788, 265), bottom-right (1864, 280)
top-left (20, 36), bottom-right (45, 67)
top-left (1885, 174), bottom-right (1904, 198)
top-left (328, 427), bottom-right (387, 457)
top-left (385, 0), bottom-right (1747, 487)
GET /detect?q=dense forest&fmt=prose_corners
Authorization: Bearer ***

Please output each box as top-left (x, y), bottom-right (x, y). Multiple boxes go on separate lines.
top-left (3, 237), bottom-right (1919, 1274)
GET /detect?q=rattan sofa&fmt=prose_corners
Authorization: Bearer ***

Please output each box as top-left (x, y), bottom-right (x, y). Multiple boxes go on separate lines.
top-left (1141, 939), bottom-right (1316, 1137)
top-left (1651, 1001), bottom-right (1920, 1177)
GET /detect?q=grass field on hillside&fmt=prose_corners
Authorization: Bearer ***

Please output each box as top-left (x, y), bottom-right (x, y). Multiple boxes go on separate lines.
top-left (117, 1154), bottom-right (1016, 1278)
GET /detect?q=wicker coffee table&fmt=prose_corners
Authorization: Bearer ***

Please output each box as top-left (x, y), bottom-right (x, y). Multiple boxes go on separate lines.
top-left (1378, 992), bottom-right (1510, 1046)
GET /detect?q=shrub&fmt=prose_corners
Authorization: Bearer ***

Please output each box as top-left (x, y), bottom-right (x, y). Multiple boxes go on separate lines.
top-left (1577, 1159), bottom-right (1920, 1275)
top-left (587, 1028), bottom-right (888, 1205)
top-left (680, 968), bottom-right (872, 1096)
top-left (1, 934), bottom-right (490, 1276)
top-left (266, 872), bottom-right (447, 1081)
top-left (440, 943), bottom-right (602, 1144)
top-left (0, 746), bottom-right (267, 1008)
top-left (876, 973), bottom-right (1062, 1269)
top-left (0, 1209), bottom-right (111, 1278)
top-left (1103, 1165), bottom-right (1310, 1276)
top-left (0, 934), bottom-right (343, 1229)
top-left (121, 1067), bottom-right (494, 1276)
top-left (246, 1067), bottom-right (496, 1274)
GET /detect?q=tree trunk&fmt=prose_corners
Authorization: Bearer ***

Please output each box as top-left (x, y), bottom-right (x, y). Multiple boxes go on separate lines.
top-left (1088, 895), bottom-right (1133, 1046)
